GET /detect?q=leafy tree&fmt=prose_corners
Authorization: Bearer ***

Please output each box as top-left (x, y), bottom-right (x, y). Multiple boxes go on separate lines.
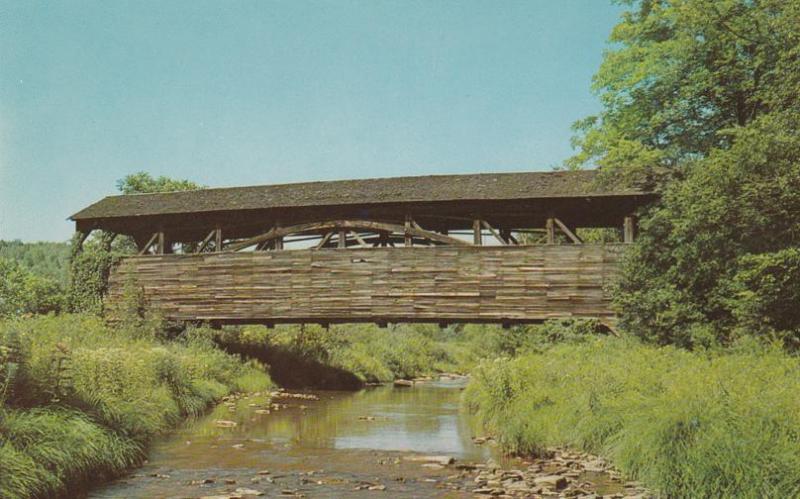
top-left (568, 0), bottom-right (799, 185)
top-left (614, 114), bottom-right (800, 346)
top-left (116, 172), bottom-right (203, 194)
top-left (0, 241), bottom-right (71, 284)
top-left (571, 0), bottom-right (800, 347)
top-left (0, 258), bottom-right (63, 317)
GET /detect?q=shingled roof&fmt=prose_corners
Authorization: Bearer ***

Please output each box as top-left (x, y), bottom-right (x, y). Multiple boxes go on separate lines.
top-left (71, 169), bottom-right (649, 221)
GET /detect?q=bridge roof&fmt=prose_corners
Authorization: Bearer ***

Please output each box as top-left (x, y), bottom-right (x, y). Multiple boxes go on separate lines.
top-left (71, 170), bottom-right (649, 221)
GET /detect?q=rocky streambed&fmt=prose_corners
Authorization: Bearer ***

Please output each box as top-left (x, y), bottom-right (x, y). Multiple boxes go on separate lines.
top-left (88, 378), bottom-right (652, 499)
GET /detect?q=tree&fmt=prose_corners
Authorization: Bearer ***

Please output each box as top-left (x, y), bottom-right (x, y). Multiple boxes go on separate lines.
top-left (568, 0), bottom-right (800, 186)
top-left (116, 172), bottom-right (203, 194)
top-left (614, 114), bottom-right (800, 346)
top-left (571, 1), bottom-right (800, 347)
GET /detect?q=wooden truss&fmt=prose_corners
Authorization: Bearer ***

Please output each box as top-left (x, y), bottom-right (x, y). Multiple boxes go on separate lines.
top-left (74, 215), bottom-right (637, 255)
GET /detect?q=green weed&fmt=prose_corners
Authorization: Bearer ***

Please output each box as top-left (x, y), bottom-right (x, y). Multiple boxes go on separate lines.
top-left (464, 338), bottom-right (800, 498)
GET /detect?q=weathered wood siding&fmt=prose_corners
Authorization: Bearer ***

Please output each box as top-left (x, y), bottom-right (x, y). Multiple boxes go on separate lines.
top-left (107, 244), bottom-right (624, 324)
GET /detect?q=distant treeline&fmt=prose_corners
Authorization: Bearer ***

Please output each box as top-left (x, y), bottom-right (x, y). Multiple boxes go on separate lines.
top-left (0, 240), bottom-right (71, 284)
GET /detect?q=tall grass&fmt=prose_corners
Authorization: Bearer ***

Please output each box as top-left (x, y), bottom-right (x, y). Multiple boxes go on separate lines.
top-left (217, 323), bottom-right (464, 385)
top-left (0, 314), bottom-right (272, 498)
top-left (215, 319), bottom-right (606, 386)
top-left (463, 337), bottom-right (800, 498)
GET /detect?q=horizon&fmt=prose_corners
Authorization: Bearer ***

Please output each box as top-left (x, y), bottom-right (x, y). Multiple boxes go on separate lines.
top-left (1, 1), bottom-right (623, 242)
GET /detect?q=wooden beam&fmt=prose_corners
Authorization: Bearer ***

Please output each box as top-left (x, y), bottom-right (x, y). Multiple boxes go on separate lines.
top-left (157, 231), bottom-right (166, 255)
top-left (473, 219), bottom-right (482, 245)
top-left (215, 228), bottom-right (223, 252)
top-left (500, 229), bottom-right (519, 245)
top-left (351, 231), bottom-right (369, 247)
top-left (481, 220), bottom-right (508, 245)
top-left (74, 230), bottom-right (91, 253)
top-left (138, 232), bottom-right (159, 255)
top-left (197, 229), bottom-right (216, 253)
top-left (226, 219), bottom-right (472, 252)
top-left (274, 220), bottom-right (283, 250)
top-left (314, 231), bottom-right (334, 250)
top-left (404, 215), bottom-right (413, 247)
top-left (553, 218), bottom-right (583, 244)
top-left (546, 218), bottom-right (556, 244)
top-left (624, 216), bottom-right (636, 243)
top-left (338, 230), bottom-right (347, 248)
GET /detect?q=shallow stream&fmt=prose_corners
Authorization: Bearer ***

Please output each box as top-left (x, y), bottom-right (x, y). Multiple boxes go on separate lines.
top-left (89, 378), bottom-right (503, 498)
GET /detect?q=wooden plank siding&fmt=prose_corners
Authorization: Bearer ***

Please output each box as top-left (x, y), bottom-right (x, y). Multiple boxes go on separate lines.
top-left (106, 244), bottom-right (625, 325)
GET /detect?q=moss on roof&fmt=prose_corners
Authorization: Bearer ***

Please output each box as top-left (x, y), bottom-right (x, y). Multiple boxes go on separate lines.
top-left (71, 170), bottom-right (650, 220)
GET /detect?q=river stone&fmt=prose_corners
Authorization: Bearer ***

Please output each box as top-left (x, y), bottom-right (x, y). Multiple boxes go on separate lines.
top-left (534, 475), bottom-right (568, 490)
top-left (235, 488), bottom-right (264, 496)
top-left (583, 459), bottom-right (606, 472)
top-left (393, 379), bottom-right (414, 387)
top-left (403, 455), bottom-right (455, 465)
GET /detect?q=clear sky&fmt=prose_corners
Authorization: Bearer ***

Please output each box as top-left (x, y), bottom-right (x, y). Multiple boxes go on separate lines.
top-left (0, 1), bottom-right (622, 242)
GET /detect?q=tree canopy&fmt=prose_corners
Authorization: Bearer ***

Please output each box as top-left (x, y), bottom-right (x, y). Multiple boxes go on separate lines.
top-left (568, 0), bottom-right (800, 186)
top-left (579, 0), bottom-right (800, 348)
top-left (116, 172), bottom-right (204, 194)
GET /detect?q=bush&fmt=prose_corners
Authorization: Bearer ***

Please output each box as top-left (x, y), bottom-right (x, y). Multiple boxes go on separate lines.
top-left (730, 248), bottom-right (800, 348)
top-left (0, 258), bottom-right (63, 318)
top-left (615, 116), bottom-right (800, 348)
top-left (464, 338), bottom-right (800, 498)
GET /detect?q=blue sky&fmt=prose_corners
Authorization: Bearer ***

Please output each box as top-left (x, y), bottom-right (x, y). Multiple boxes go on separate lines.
top-left (0, 1), bottom-right (623, 242)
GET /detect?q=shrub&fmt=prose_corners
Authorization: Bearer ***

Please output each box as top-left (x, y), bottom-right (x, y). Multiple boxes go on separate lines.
top-left (615, 116), bottom-right (800, 348)
top-left (730, 248), bottom-right (800, 349)
top-left (0, 258), bottom-right (63, 317)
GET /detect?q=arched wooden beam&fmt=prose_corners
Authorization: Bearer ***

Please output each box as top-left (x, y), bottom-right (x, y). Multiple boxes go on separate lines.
top-left (226, 219), bottom-right (472, 252)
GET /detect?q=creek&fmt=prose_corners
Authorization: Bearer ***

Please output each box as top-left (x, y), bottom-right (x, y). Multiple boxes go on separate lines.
top-left (89, 378), bottom-right (502, 498)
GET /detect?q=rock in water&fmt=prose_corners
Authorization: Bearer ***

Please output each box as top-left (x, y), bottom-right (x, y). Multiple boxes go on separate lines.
top-left (533, 475), bottom-right (568, 490)
top-left (214, 420), bottom-right (237, 428)
top-left (403, 455), bottom-right (455, 465)
top-left (234, 487), bottom-right (264, 496)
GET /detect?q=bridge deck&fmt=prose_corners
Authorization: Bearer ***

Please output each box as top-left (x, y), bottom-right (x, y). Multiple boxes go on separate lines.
top-left (108, 244), bottom-right (623, 326)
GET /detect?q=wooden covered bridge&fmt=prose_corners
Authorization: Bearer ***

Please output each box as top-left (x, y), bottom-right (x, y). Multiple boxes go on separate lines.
top-left (71, 170), bottom-right (654, 327)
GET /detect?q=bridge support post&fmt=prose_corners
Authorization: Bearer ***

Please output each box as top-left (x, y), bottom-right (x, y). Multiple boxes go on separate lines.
top-left (546, 218), bottom-right (556, 244)
top-left (624, 216), bottom-right (636, 243)
top-left (73, 229), bottom-right (91, 254)
top-left (473, 219), bottom-right (482, 245)
top-left (156, 231), bottom-right (165, 255)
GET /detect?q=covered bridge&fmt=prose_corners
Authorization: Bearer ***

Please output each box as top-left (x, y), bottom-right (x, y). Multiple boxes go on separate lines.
top-left (71, 170), bottom-right (655, 327)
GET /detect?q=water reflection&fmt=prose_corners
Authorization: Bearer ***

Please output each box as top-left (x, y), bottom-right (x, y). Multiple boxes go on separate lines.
top-left (90, 378), bottom-right (498, 498)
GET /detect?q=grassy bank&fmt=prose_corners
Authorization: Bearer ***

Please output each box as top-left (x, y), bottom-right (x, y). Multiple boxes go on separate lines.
top-left (215, 319), bottom-right (606, 388)
top-left (0, 314), bottom-right (272, 499)
top-left (464, 338), bottom-right (800, 498)
top-left (215, 323), bottom-right (464, 388)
